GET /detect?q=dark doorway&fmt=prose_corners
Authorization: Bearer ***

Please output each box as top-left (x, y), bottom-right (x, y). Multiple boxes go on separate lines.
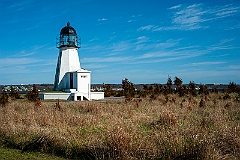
top-left (70, 73), bottom-right (73, 89)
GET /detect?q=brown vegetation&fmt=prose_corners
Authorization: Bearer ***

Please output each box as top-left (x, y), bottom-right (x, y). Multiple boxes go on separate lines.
top-left (0, 92), bottom-right (239, 159)
top-left (26, 84), bottom-right (41, 107)
top-left (0, 91), bottom-right (8, 107)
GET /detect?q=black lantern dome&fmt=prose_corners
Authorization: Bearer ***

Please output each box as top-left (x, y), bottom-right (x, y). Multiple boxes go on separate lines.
top-left (60, 22), bottom-right (76, 35)
top-left (57, 22), bottom-right (80, 48)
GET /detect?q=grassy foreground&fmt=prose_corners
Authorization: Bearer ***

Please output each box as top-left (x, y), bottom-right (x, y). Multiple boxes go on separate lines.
top-left (0, 93), bottom-right (239, 159)
top-left (0, 146), bottom-right (66, 160)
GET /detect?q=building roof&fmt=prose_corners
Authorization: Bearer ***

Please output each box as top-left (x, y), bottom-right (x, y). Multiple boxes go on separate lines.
top-left (60, 22), bottom-right (77, 36)
top-left (76, 68), bottom-right (91, 73)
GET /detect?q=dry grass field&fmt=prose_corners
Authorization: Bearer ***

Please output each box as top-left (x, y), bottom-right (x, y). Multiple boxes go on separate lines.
top-left (0, 93), bottom-right (239, 159)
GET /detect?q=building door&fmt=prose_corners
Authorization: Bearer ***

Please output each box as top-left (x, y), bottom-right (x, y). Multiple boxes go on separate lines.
top-left (70, 73), bottom-right (73, 89)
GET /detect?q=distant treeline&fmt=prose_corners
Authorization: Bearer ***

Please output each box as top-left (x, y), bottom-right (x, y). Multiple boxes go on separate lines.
top-left (103, 78), bottom-right (240, 98)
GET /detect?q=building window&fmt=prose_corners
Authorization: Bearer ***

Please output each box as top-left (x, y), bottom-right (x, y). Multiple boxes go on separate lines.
top-left (81, 75), bottom-right (87, 78)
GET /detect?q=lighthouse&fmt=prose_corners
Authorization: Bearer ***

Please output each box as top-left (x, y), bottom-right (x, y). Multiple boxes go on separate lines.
top-left (40, 22), bottom-right (104, 101)
top-left (54, 22), bottom-right (81, 90)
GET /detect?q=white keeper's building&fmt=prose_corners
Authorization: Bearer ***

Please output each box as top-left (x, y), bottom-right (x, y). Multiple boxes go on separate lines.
top-left (40, 22), bottom-right (104, 101)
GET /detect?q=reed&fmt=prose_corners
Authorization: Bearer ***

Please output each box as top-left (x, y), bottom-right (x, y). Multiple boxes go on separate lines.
top-left (0, 93), bottom-right (239, 159)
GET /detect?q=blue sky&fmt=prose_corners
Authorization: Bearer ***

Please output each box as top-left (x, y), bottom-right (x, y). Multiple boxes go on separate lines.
top-left (0, 0), bottom-right (239, 85)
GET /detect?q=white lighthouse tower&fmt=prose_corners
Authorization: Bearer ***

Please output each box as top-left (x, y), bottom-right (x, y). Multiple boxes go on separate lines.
top-left (54, 22), bottom-right (82, 90)
top-left (40, 22), bottom-right (104, 101)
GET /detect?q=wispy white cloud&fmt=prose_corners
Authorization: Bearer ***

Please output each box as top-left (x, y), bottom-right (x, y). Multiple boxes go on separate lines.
top-left (171, 3), bottom-right (240, 30)
top-left (225, 23), bottom-right (240, 30)
top-left (138, 25), bottom-right (156, 31)
top-left (137, 49), bottom-right (202, 63)
top-left (171, 3), bottom-right (208, 30)
top-left (18, 51), bottom-right (36, 57)
top-left (228, 65), bottom-right (240, 70)
top-left (133, 37), bottom-right (238, 65)
top-left (82, 40), bottom-right (133, 57)
top-left (16, 44), bottom-right (48, 57)
top-left (0, 57), bottom-right (43, 75)
top-left (0, 56), bottom-right (54, 75)
top-left (88, 37), bottom-right (99, 42)
top-left (0, 58), bottom-right (40, 66)
top-left (39, 69), bottom-right (54, 73)
top-left (82, 56), bottom-right (132, 63)
top-left (154, 39), bottom-right (179, 49)
top-left (32, 44), bottom-right (47, 51)
top-left (134, 36), bottom-right (150, 51)
top-left (0, 57), bottom-right (56, 69)
top-left (130, 54), bottom-right (195, 64)
top-left (82, 39), bottom-right (194, 65)
top-left (83, 64), bottom-right (106, 69)
top-left (98, 18), bottom-right (108, 21)
top-left (134, 42), bottom-right (214, 64)
top-left (214, 4), bottom-right (239, 18)
top-left (207, 38), bottom-right (239, 51)
top-left (134, 39), bottom-right (180, 51)
top-left (111, 41), bottom-right (131, 52)
top-left (134, 44), bottom-right (145, 51)
top-left (0, 65), bottom-right (30, 74)
top-left (136, 36), bottom-right (149, 44)
top-left (169, 4), bottom-right (182, 10)
top-left (171, 45), bottom-right (200, 51)
top-left (8, 0), bottom-right (34, 12)
top-left (82, 34), bottom-right (238, 72)
top-left (183, 61), bottom-right (226, 66)
top-left (81, 45), bottom-right (106, 52)
top-left (127, 14), bottom-right (142, 23)
top-left (139, 51), bottom-right (173, 59)
top-left (127, 20), bottom-right (134, 23)
top-left (138, 3), bottom-right (240, 31)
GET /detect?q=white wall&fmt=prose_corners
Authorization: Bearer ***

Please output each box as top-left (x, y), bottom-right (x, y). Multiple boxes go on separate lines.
top-left (76, 70), bottom-right (91, 99)
top-left (39, 92), bottom-right (71, 100)
top-left (90, 92), bottom-right (104, 100)
top-left (54, 47), bottom-right (81, 90)
top-left (39, 92), bottom-right (104, 101)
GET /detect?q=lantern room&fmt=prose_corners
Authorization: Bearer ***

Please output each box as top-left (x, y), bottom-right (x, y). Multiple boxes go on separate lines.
top-left (56, 22), bottom-right (80, 48)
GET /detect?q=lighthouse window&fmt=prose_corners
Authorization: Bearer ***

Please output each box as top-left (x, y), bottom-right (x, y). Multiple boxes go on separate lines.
top-left (81, 75), bottom-right (87, 78)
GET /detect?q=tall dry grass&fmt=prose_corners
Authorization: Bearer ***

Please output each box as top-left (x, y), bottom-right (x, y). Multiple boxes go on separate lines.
top-left (0, 93), bottom-right (239, 159)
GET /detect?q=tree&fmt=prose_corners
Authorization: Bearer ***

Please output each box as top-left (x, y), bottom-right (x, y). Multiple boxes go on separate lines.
top-left (199, 84), bottom-right (209, 95)
top-left (103, 84), bottom-right (115, 97)
top-left (174, 77), bottom-right (183, 87)
top-left (0, 90), bottom-right (8, 107)
top-left (122, 78), bottom-right (135, 98)
top-left (143, 85), bottom-right (149, 92)
top-left (174, 77), bottom-right (183, 95)
top-left (26, 84), bottom-right (39, 102)
top-left (9, 85), bottom-right (21, 99)
top-left (179, 85), bottom-right (187, 97)
top-left (188, 81), bottom-right (197, 96)
top-left (167, 76), bottom-right (172, 88)
top-left (166, 76), bottom-right (172, 94)
top-left (163, 86), bottom-right (170, 95)
top-left (153, 84), bottom-right (161, 95)
top-left (227, 81), bottom-right (239, 93)
top-left (141, 85), bottom-right (149, 97)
